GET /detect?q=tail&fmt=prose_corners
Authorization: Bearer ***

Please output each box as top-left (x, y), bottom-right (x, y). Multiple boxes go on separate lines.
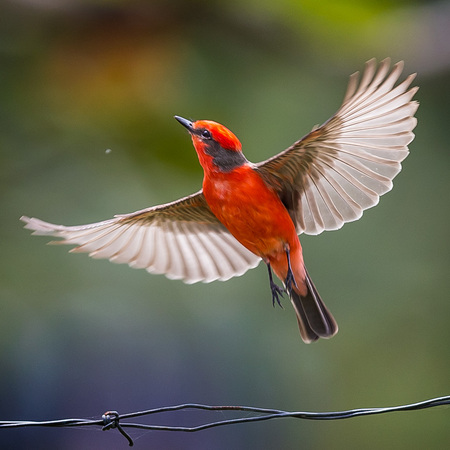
top-left (289, 268), bottom-right (338, 343)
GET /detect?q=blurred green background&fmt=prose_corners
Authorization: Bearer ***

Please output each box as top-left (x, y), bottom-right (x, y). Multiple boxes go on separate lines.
top-left (1, 0), bottom-right (449, 448)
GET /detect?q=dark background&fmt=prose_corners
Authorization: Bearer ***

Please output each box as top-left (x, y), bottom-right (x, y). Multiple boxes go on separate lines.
top-left (1, 0), bottom-right (449, 448)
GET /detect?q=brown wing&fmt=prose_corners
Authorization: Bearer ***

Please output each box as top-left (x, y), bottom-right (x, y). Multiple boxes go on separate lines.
top-left (256, 58), bottom-right (419, 235)
top-left (21, 191), bottom-right (260, 283)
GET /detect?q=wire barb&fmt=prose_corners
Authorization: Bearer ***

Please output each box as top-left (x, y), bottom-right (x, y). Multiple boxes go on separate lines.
top-left (102, 410), bottom-right (134, 447)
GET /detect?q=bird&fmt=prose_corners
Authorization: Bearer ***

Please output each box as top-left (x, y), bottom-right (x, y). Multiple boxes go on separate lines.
top-left (21, 58), bottom-right (418, 343)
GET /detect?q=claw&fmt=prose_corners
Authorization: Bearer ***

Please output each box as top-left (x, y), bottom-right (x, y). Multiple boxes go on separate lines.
top-left (266, 263), bottom-right (285, 308)
top-left (271, 283), bottom-right (285, 308)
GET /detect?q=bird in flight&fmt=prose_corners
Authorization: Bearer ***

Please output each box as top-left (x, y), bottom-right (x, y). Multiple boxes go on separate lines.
top-left (21, 58), bottom-right (418, 343)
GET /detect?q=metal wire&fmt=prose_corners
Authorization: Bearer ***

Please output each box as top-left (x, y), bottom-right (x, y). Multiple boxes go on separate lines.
top-left (1, 395), bottom-right (449, 447)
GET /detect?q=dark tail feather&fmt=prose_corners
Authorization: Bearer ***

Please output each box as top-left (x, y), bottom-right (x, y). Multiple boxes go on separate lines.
top-left (289, 268), bottom-right (338, 343)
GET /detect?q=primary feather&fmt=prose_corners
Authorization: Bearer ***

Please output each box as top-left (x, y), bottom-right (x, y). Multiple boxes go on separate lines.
top-left (257, 58), bottom-right (418, 235)
top-left (21, 192), bottom-right (260, 283)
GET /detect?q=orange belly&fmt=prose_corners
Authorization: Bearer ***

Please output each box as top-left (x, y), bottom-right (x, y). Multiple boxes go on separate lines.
top-left (203, 166), bottom-right (298, 259)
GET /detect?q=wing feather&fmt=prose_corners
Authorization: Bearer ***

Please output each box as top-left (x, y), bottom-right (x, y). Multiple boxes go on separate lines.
top-left (257, 58), bottom-right (418, 235)
top-left (110, 225), bottom-right (145, 264)
top-left (21, 191), bottom-right (260, 283)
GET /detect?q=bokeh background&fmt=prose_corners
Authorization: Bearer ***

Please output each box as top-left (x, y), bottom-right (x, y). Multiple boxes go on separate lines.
top-left (1, 0), bottom-right (449, 448)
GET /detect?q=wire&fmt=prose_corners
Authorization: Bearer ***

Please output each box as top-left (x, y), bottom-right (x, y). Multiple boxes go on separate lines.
top-left (1, 395), bottom-right (449, 447)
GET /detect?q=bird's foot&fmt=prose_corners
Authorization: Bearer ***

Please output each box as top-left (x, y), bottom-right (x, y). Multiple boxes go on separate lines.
top-left (270, 282), bottom-right (285, 308)
top-left (266, 262), bottom-right (285, 308)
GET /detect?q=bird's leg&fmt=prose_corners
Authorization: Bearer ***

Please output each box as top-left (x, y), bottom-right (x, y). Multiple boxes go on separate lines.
top-left (266, 262), bottom-right (285, 308)
top-left (284, 246), bottom-right (298, 294)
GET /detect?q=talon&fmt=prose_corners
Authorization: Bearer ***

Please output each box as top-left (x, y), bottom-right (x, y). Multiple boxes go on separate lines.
top-left (271, 283), bottom-right (285, 308)
top-left (266, 263), bottom-right (285, 308)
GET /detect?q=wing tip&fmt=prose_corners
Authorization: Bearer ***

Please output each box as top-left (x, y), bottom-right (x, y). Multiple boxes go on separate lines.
top-left (20, 215), bottom-right (60, 235)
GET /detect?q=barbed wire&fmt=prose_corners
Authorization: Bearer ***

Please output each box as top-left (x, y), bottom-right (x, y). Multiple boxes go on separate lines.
top-left (1, 395), bottom-right (449, 447)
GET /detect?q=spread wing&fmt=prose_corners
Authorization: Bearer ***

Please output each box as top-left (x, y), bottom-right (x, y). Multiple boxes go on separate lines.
top-left (256, 58), bottom-right (419, 235)
top-left (21, 191), bottom-right (260, 283)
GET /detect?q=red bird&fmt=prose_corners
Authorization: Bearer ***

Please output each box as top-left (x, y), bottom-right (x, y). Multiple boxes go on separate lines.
top-left (21, 58), bottom-right (418, 343)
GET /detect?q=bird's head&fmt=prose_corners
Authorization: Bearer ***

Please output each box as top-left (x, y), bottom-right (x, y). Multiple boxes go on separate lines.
top-left (175, 116), bottom-right (247, 173)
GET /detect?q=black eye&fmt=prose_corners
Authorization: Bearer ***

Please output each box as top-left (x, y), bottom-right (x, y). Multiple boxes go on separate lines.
top-left (201, 129), bottom-right (212, 139)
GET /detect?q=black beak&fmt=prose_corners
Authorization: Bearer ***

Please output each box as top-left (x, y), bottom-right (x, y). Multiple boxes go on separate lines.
top-left (174, 116), bottom-right (194, 132)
